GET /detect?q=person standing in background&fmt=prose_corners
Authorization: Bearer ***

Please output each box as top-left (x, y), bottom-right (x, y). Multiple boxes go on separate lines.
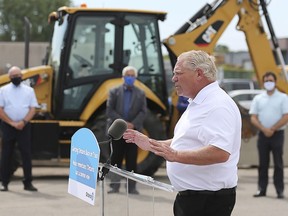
top-left (176, 96), bottom-right (189, 114)
top-left (106, 66), bottom-right (147, 195)
top-left (123, 50), bottom-right (241, 216)
top-left (0, 66), bottom-right (39, 192)
top-left (249, 71), bottom-right (288, 199)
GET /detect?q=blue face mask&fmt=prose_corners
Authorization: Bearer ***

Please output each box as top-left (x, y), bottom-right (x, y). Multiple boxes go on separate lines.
top-left (124, 76), bottom-right (136, 86)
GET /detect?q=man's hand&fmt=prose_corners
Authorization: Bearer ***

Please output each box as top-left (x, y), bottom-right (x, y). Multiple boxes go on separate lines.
top-left (127, 122), bottom-right (134, 129)
top-left (150, 139), bottom-right (177, 162)
top-left (123, 129), bottom-right (151, 151)
top-left (262, 128), bottom-right (274, 137)
top-left (11, 121), bottom-right (25, 130)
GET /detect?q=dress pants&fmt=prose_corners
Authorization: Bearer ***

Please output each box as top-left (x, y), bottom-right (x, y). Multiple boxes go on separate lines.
top-left (0, 122), bottom-right (33, 186)
top-left (173, 188), bottom-right (236, 216)
top-left (109, 137), bottom-right (138, 191)
top-left (257, 130), bottom-right (284, 194)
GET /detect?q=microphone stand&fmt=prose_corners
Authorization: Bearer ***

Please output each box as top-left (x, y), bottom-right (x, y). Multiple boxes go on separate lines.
top-left (98, 137), bottom-right (113, 181)
top-left (98, 137), bottom-right (113, 216)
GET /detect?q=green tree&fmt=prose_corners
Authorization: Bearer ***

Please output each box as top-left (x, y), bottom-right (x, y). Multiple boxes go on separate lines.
top-left (0, 0), bottom-right (71, 41)
top-left (214, 44), bottom-right (230, 53)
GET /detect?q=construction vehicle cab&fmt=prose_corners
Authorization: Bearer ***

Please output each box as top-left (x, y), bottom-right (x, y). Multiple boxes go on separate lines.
top-left (45, 7), bottom-right (170, 175)
top-left (0, 6), bottom-right (170, 176)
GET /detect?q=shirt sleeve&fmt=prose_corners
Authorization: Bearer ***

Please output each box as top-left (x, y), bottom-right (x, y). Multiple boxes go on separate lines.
top-left (199, 106), bottom-right (239, 154)
top-left (282, 94), bottom-right (288, 114)
top-left (249, 95), bottom-right (260, 115)
top-left (0, 88), bottom-right (4, 107)
top-left (29, 88), bottom-right (39, 108)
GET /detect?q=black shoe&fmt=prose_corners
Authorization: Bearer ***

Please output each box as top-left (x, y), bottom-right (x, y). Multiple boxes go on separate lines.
top-left (24, 184), bottom-right (38, 192)
top-left (253, 191), bottom-right (266, 197)
top-left (0, 185), bottom-right (8, 192)
top-left (107, 188), bottom-right (119, 194)
top-left (277, 192), bottom-right (284, 199)
top-left (128, 189), bottom-right (139, 195)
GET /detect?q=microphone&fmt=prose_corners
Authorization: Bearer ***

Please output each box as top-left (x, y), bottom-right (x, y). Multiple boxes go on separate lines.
top-left (98, 118), bottom-right (128, 145)
top-left (105, 119), bottom-right (127, 164)
top-left (108, 118), bottom-right (128, 140)
top-left (99, 119), bottom-right (127, 181)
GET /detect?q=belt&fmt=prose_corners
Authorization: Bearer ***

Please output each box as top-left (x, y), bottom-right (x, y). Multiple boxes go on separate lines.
top-left (178, 187), bottom-right (236, 196)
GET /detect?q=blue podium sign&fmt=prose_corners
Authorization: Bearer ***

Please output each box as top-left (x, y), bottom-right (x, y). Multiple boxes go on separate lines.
top-left (68, 128), bottom-right (100, 205)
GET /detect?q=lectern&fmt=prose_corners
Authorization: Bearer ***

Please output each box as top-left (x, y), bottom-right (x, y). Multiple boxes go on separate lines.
top-left (98, 163), bottom-right (175, 216)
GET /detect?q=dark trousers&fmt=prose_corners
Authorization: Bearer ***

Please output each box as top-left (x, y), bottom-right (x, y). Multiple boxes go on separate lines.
top-left (257, 130), bottom-right (284, 194)
top-left (110, 137), bottom-right (138, 190)
top-left (173, 188), bottom-right (236, 216)
top-left (0, 122), bottom-right (33, 186)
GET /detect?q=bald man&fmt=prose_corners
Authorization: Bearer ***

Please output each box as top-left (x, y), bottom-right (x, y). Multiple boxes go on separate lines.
top-left (0, 66), bottom-right (39, 192)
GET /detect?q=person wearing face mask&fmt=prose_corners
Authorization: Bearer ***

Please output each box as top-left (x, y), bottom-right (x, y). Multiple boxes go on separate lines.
top-left (105, 66), bottom-right (147, 194)
top-left (249, 71), bottom-right (288, 199)
top-left (0, 66), bottom-right (39, 192)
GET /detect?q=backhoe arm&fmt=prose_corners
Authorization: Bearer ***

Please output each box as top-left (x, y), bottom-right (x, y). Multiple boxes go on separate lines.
top-left (163, 0), bottom-right (242, 66)
top-left (163, 0), bottom-right (287, 93)
top-left (163, 0), bottom-right (288, 139)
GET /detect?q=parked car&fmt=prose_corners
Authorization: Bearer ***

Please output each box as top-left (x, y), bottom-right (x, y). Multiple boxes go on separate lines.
top-left (218, 78), bottom-right (259, 92)
top-left (228, 89), bottom-right (265, 110)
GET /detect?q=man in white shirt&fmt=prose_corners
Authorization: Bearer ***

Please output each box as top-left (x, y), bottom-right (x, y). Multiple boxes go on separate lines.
top-left (123, 50), bottom-right (241, 216)
top-left (0, 66), bottom-right (39, 192)
top-left (249, 71), bottom-right (288, 199)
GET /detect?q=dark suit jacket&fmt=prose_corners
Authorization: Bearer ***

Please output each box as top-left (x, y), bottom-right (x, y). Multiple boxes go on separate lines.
top-left (106, 84), bottom-right (147, 131)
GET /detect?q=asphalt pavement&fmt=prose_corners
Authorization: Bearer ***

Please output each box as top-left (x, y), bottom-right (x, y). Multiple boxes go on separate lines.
top-left (1, 165), bottom-right (288, 216)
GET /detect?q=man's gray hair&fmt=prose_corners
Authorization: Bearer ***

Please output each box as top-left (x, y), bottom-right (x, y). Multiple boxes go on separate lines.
top-left (179, 50), bottom-right (217, 81)
top-left (122, 66), bottom-right (138, 77)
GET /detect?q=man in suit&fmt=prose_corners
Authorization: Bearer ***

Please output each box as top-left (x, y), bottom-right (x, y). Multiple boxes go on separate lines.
top-left (106, 66), bottom-right (147, 194)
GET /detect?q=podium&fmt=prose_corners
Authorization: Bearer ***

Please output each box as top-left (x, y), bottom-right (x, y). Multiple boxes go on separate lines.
top-left (98, 163), bottom-right (175, 216)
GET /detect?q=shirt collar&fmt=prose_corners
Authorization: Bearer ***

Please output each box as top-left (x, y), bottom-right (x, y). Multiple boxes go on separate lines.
top-left (123, 84), bottom-right (134, 91)
top-left (192, 81), bottom-right (219, 104)
top-left (265, 88), bottom-right (279, 96)
top-left (9, 82), bottom-right (22, 88)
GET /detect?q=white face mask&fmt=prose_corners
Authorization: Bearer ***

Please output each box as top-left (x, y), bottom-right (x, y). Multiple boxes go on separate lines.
top-left (263, 81), bottom-right (275, 91)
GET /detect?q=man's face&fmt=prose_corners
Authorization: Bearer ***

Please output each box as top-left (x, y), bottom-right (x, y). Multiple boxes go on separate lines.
top-left (9, 68), bottom-right (23, 86)
top-left (123, 70), bottom-right (136, 87)
top-left (263, 75), bottom-right (275, 83)
top-left (124, 70), bottom-right (136, 77)
top-left (263, 74), bottom-right (276, 91)
top-left (172, 59), bottom-right (197, 98)
top-left (9, 70), bottom-right (22, 80)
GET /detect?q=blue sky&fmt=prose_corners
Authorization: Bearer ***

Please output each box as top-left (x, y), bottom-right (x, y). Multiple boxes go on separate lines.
top-left (72, 0), bottom-right (288, 52)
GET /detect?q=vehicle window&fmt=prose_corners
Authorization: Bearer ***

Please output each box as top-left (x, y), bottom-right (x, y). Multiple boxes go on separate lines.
top-left (124, 15), bottom-right (161, 75)
top-left (223, 83), bottom-right (250, 92)
top-left (50, 14), bottom-right (69, 91)
top-left (63, 84), bottom-right (93, 110)
top-left (253, 81), bottom-right (259, 89)
top-left (123, 15), bottom-right (165, 99)
top-left (63, 16), bottom-right (115, 111)
top-left (234, 94), bottom-right (250, 101)
top-left (68, 16), bottom-right (115, 79)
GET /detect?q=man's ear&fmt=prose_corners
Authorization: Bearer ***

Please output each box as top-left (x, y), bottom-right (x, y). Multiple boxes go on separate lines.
top-left (195, 68), bottom-right (204, 80)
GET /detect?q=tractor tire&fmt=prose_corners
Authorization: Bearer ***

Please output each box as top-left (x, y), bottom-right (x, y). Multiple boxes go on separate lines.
top-left (89, 109), bottom-right (166, 176)
top-left (137, 109), bottom-right (166, 176)
top-left (87, 111), bottom-right (110, 163)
